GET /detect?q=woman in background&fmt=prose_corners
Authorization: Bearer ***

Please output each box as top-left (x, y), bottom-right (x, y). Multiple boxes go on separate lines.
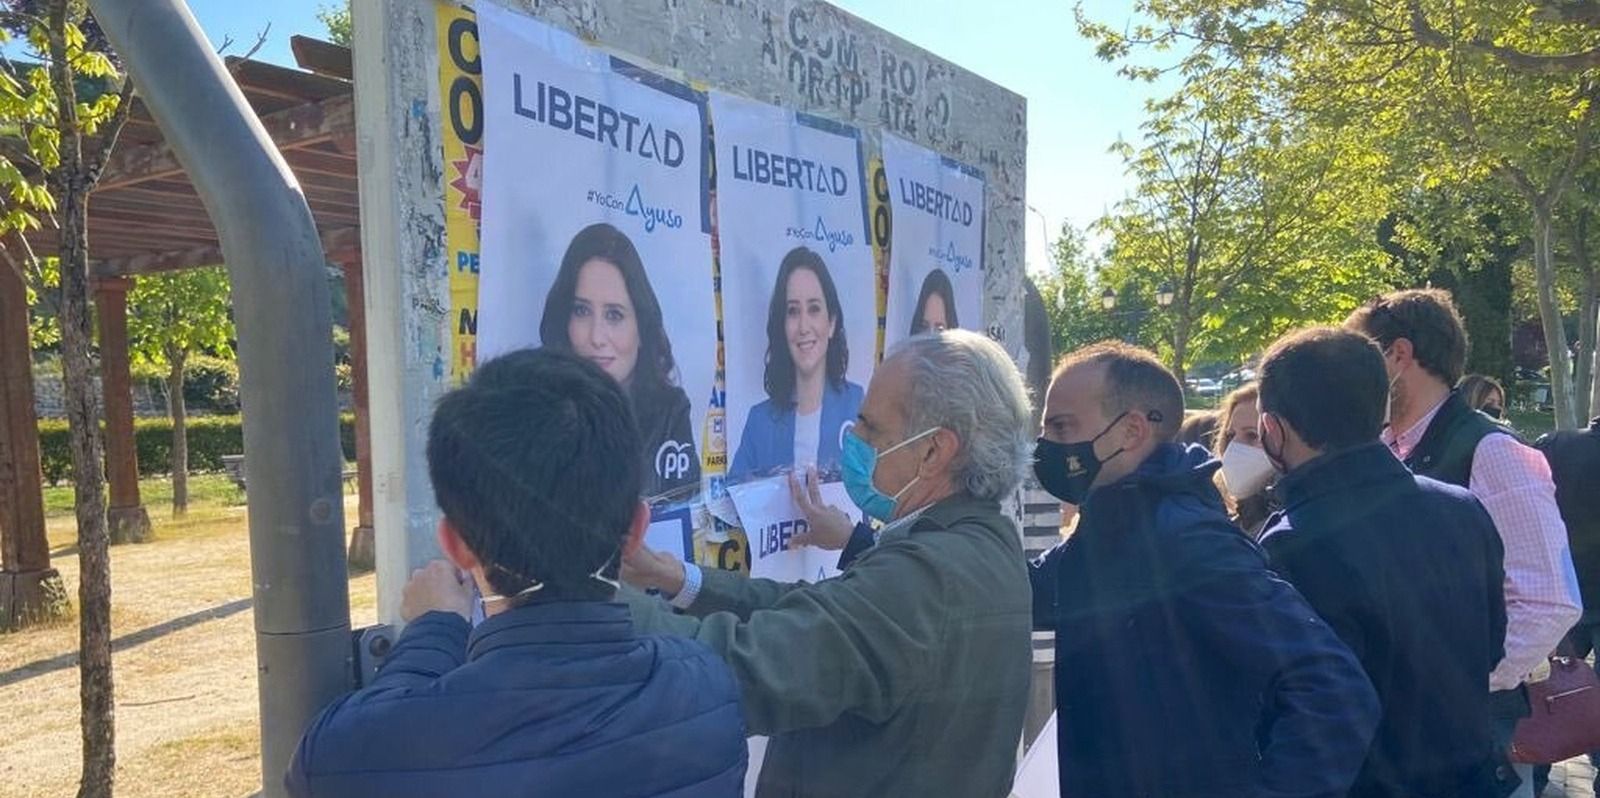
top-left (910, 268), bottom-right (960, 336)
top-left (1215, 383), bottom-right (1276, 539)
top-left (541, 222), bottom-right (700, 498)
top-left (1458, 374), bottom-right (1507, 421)
top-left (731, 246), bottom-right (864, 480)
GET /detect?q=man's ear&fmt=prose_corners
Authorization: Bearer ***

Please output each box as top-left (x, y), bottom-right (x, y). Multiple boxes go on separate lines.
top-left (925, 427), bottom-right (960, 473)
top-left (436, 518), bottom-right (481, 573)
top-left (622, 500), bottom-right (650, 556)
top-left (1388, 337), bottom-right (1415, 367)
top-left (1119, 410), bottom-right (1149, 451)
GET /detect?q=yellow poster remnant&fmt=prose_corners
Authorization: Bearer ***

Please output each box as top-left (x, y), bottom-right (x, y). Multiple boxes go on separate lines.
top-left (437, 3), bottom-right (482, 380)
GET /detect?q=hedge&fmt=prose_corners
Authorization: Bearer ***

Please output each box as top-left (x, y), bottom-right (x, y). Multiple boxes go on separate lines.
top-left (38, 414), bottom-right (358, 485)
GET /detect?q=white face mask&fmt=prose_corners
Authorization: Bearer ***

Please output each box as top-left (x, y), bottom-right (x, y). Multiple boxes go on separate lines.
top-left (1220, 443), bottom-right (1275, 501)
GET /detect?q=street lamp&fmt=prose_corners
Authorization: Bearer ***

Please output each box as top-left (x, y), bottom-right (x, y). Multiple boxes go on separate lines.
top-left (1156, 282), bottom-right (1176, 309)
top-left (1100, 287), bottom-right (1117, 311)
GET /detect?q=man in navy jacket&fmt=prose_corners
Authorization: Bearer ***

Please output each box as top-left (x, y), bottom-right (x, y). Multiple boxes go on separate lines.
top-left (285, 349), bottom-right (746, 797)
top-left (1030, 341), bottom-right (1379, 798)
top-left (1256, 328), bottom-right (1506, 798)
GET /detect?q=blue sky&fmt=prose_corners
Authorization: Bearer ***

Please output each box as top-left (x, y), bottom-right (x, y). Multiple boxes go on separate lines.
top-left (184, 0), bottom-right (1162, 272)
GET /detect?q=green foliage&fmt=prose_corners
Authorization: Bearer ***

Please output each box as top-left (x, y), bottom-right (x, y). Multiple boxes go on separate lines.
top-left (125, 266), bottom-right (235, 374)
top-left (1076, 0), bottom-right (1600, 425)
top-left (1033, 222), bottom-right (1138, 354)
top-left (36, 413), bottom-right (359, 484)
top-left (318, 2), bottom-right (353, 48)
top-left (181, 355), bottom-right (240, 414)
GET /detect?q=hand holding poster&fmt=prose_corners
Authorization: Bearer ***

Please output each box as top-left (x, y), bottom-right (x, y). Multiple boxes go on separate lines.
top-left (881, 134), bottom-right (985, 351)
top-left (726, 475), bottom-right (857, 584)
top-left (711, 92), bottom-right (874, 485)
top-left (476, 4), bottom-right (717, 501)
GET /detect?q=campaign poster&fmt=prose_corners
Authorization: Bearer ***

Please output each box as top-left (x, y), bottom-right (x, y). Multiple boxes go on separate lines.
top-left (475, 4), bottom-right (717, 501)
top-left (712, 92), bottom-right (873, 485)
top-left (881, 134), bottom-right (985, 351)
top-left (726, 475), bottom-right (856, 584)
top-left (435, 2), bottom-right (482, 380)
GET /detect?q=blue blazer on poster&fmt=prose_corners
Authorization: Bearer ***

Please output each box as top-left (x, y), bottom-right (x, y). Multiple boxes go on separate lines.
top-left (730, 380), bottom-right (864, 481)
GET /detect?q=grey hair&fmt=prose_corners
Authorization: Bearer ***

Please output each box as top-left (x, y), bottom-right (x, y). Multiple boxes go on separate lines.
top-left (888, 330), bottom-right (1033, 501)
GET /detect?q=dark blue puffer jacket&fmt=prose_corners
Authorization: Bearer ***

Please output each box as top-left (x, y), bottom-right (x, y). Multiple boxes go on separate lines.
top-left (285, 601), bottom-right (747, 797)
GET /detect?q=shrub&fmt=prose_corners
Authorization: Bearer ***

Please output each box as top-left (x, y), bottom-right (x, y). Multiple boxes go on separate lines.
top-left (182, 355), bottom-right (241, 414)
top-left (37, 414), bottom-right (357, 484)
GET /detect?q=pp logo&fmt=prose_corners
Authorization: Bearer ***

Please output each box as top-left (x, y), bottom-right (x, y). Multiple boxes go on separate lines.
top-left (656, 440), bottom-right (693, 480)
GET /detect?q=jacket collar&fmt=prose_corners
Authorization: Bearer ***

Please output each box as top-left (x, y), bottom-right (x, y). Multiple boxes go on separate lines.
top-left (1274, 441), bottom-right (1409, 512)
top-left (1090, 443), bottom-right (1222, 503)
top-left (880, 491), bottom-right (1000, 544)
top-left (467, 600), bottom-right (634, 661)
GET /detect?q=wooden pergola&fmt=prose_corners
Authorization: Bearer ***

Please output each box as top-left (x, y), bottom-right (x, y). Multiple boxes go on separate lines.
top-left (0, 37), bottom-right (373, 625)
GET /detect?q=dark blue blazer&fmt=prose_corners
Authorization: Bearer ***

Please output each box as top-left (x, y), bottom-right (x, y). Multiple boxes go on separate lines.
top-left (729, 379), bottom-right (864, 480)
top-left (1031, 443), bottom-right (1380, 798)
top-left (285, 601), bottom-right (746, 797)
top-left (1262, 442), bottom-right (1506, 798)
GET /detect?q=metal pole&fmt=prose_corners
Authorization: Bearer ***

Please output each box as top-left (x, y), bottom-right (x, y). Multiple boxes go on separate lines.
top-left (87, 2), bottom-right (352, 794)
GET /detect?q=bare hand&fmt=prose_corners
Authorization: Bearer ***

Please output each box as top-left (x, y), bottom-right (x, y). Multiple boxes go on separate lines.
top-left (622, 544), bottom-right (687, 596)
top-left (789, 467), bottom-right (856, 551)
top-left (401, 560), bottom-right (473, 623)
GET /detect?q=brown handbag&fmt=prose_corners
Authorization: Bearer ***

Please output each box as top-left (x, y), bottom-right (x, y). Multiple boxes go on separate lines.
top-left (1509, 656), bottom-right (1600, 764)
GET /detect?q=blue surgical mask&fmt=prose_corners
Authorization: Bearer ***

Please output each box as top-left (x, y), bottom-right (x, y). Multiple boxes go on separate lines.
top-left (841, 427), bottom-right (938, 522)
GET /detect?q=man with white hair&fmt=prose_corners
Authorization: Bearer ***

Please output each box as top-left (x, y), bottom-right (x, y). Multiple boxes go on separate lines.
top-left (622, 330), bottom-right (1034, 798)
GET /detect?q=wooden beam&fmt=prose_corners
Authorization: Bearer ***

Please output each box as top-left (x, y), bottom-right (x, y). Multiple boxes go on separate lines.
top-left (92, 226), bottom-right (361, 278)
top-left (291, 36), bottom-right (354, 82)
top-left (99, 94), bottom-right (354, 191)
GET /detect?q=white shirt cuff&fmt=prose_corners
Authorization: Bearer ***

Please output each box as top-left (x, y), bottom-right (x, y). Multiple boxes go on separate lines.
top-left (668, 562), bottom-right (703, 610)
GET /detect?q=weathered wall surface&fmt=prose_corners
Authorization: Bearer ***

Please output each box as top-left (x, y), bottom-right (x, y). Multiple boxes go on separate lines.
top-left (354, 0), bottom-right (1027, 622)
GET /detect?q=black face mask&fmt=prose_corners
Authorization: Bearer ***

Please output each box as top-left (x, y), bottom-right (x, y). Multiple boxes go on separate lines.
top-left (1033, 412), bottom-right (1129, 504)
top-left (1482, 405), bottom-right (1504, 420)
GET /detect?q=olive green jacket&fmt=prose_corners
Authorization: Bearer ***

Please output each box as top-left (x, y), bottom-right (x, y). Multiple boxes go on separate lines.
top-left (625, 493), bottom-right (1032, 798)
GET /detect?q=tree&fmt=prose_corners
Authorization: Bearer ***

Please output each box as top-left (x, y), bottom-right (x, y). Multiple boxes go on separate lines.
top-left (1087, 61), bottom-right (1395, 381)
top-left (318, 2), bottom-right (351, 48)
top-left (1078, 0), bottom-right (1600, 429)
top-left (0, 3), bottom-right (133, 795)
top-left (1033, 222), bottom-right (1139, 353)
top-left (126, 267), bottom-right (234, 514)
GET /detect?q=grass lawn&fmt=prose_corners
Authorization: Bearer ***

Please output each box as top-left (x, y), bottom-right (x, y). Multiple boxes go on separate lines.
top-left (42, 473), bottom-right (245, 517)
top-left (5, 480), bottom-right (374, 798)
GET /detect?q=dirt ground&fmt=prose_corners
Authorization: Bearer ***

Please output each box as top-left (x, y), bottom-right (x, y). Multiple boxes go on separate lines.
top-left (0, 491), bottom-right (374, 798)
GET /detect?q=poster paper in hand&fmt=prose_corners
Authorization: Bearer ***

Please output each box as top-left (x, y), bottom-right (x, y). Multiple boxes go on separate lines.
top-left (881, 134), bottom-right (985, 350)
top-left (712, 92), bottom-right (873, 485)
top-left (476, 5), bottom-right (716, 500)
top-left (727, 475), bottom-right (858, 583)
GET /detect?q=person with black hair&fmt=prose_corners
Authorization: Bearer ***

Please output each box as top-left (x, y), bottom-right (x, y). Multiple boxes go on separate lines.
top-left (730, 246), bottom-right (865, 480)
top-left (909, 268), bottom-right (959, 335)
top-left (1348, 289), bottom-right (1579, 797)
top-left (541, 222), bottom-right (700, 498)
top-left (1255, 327), bottom-right (1507, 798)
top-left (1029, 340), bottom-right (1379, 798)
top-left (284, 349), bottom-right (745, 797)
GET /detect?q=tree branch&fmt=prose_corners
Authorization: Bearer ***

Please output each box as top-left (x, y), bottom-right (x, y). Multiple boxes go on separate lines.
top-left (1409, 1), bottom-right (1600, 74)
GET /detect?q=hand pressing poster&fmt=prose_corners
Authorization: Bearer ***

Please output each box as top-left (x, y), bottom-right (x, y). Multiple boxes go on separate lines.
top-left (476, 3), bottom-right (716, 501)
top-left (726, 475), bottom-right (858, 584)
top-left (881, 134), bottom-right (985, 350)
top-left (711, 92), bottom-right (873, 486)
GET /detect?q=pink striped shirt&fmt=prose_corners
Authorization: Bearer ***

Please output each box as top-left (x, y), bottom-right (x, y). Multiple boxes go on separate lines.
top-left (1385, 400), bottom-right (1583, 690)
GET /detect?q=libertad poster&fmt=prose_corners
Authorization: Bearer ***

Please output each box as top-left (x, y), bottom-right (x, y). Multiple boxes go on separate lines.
top-left (711, 91), bottom-right (874, 487)
top-left (881, 133), bottom-right (985, 351)
top-left (475, 4), bottom-right (717, 501)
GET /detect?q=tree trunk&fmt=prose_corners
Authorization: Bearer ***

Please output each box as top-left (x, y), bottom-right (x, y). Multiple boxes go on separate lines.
top-left (45, 7), bottom-right (114, 795)
top-left (1532, 203), bottom-right (1579, 430)
top-left (1170, 290), bottom-right (1192, 388)
top-left (1572, 214), bottom-right (1597, 422)
top-left (59, 180), bottom-right (114, 798)
top-left (167, 347), bottom-right (188, 515)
